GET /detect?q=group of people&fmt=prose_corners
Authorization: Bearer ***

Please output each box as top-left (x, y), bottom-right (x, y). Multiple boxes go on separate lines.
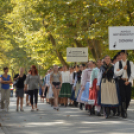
top-left (0, 50), bottom-right (134, 119)
top-left (0, 65), bottom-right (42, 112)
top-left (43, 50), bottom-right (134, 119)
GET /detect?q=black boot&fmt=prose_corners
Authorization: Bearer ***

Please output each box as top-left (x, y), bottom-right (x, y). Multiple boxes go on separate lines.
top-left (113, 108), bottom-right (116, 116)
top-left (74, 101), bottom-right (78, 107)
top-left (121, 102), bottom-right (127, 118)
top-left (105, 107), bottom-right (110, 119)
top-left (115, 107), bottom-right (121, 116)
top-left (80, 103), bottom-right (83, 110)
top-left (92, 106), bottom-right (95, 115)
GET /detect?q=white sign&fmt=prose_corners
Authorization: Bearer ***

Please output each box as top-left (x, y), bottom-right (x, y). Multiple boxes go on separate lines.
top-left (67, 47), bottom-right (88, 62)
top-left (109, 26), bottom-right (134, 50)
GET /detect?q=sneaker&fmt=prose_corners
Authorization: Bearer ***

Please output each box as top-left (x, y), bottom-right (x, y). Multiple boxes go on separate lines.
top-left (16, 109), bottom-right (19, 112)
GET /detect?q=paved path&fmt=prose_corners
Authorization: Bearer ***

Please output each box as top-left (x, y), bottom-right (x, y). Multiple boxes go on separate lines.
top-left (0, 96), bottom-right (134, 134)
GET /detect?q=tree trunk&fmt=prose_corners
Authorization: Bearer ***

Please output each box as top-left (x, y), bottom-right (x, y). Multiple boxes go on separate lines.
top-left (43, 19), bottom-right (69, 68)
top-left (74, 39), bottom-right (83, 47)
top-left (49, 34), bottom-right (69, 68)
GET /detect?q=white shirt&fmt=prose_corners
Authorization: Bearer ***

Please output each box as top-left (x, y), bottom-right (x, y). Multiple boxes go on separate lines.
top-left (81, 68), bottom-right (92, 88)
top-left (69, 72), bottom-right (73, 84)
top-left (61, 71), bottom-right (70, 83)
top-left (114, 60), bottom-right (134, 83)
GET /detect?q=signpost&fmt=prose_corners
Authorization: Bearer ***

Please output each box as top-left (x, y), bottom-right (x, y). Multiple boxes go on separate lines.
top-left (109, 26), bottom-right (134, 50)
top-left (66, 47), bottom-right (88, 62)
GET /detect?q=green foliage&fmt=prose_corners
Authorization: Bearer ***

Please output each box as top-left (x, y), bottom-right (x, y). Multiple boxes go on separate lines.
top-left (0, 0), bottom-right (134, 76)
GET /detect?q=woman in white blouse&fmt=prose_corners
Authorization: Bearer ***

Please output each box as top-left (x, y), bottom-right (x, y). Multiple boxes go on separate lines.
top-left (59, 65), bottom-right (71, 107)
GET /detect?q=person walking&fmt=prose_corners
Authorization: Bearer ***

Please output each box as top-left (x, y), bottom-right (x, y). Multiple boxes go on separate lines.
top-left (50, 65), bottom-right (62, 110)
top-left (14, 67), bottom-right (26, 111)
top-left (25, 65), bottom-right (42, 111)
top-left (97, 55), bottom-right (120, 119)
top-left (114, 50), bottom-right (134, 118)
top-left (88, 60), bottom-right (102, 116)
top-left (59, 65), bottom-right (71, 107)
top-left (0, 67), bottom-right (12, 112)
top-left (80, 61), bottom-right (93, 109)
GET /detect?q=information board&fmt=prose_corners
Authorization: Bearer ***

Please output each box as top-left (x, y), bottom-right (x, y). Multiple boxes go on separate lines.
top-left (109, 26), bottom-right (134, 50)
top-left (67, 47), bottom-right (88, 62)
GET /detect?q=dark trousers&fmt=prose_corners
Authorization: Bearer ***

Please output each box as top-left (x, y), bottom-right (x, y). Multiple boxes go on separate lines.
top-left (118, 79), bottom-right (132, 109)
top-left (29, 89), bottom-right (38, 105)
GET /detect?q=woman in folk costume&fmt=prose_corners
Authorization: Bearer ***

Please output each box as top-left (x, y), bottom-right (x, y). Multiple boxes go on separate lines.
top-left (59, 65), bottom-right (71, 107)
top-left (88, 60), bottom-right (102, 116)
top-left (76, 63), bottom-right (87, 110)
top-left (73, 65), bottom-right (83, 107)
top-left (80, 61), bottom-right (93, 105)
top-left (97, 55), bottom-right (120, 119)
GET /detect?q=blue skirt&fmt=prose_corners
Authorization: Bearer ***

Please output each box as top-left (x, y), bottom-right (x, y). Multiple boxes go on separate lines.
top-left (81, 82), bottom-right (90, 103)
top-left (70, 84), bottom-right (76, 101)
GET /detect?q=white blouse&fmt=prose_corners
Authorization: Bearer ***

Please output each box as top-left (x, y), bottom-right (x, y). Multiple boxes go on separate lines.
top-left (61, 71), bottom-right (70, 83)
top-left (114, 60), bottom-right (134, 82)
top-left (69, 72), bottom-right (73, 84)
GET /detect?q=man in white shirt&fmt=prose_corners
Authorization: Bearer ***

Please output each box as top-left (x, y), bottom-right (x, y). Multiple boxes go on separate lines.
top-left (114, 50), bottom-right (134, 118)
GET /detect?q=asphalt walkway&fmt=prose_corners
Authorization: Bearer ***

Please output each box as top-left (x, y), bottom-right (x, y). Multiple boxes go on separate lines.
top-left (0, 95), bottom-right (134, 134)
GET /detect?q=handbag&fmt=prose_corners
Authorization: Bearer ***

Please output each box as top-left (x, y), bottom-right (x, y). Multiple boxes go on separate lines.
top-left (13, 79), bottom-right (19, 88)
top-left (88, 99), bottom-right (95, 105)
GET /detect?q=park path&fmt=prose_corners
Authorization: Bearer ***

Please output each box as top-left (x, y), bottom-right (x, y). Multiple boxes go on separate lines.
top-left (0, 95), bottom-right (134, 134)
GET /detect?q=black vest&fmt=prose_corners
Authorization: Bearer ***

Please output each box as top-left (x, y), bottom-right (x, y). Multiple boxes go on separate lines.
top-left (119, 60), bottom-right (131, 78)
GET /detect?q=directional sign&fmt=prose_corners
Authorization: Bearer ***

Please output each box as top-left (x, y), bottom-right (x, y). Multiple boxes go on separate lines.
top-left (67, 47), bottom-right (88, 62)
top-left (109, 26), bottom-right (134, 50)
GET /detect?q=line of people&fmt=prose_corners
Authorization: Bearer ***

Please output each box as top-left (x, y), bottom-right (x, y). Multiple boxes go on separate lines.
top-left (0, 50), bottom-right (134, 120)
top-left (43, 50), bottom-right (134, 119)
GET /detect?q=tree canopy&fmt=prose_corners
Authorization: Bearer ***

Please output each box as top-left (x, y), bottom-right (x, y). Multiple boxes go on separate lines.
top-left (0, 0), bottom-right (134, 76)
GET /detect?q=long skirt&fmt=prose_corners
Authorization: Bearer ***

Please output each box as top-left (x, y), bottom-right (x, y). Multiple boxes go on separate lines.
top-left (59, 83), bottom-right (71, 98)
top-left (98, 79), bottom-right (119, 107)
top-left (70, 84), bottom-right (76, 101)
top-left (88, 79), bottom-right (97, 106)
top-left (75, 82), bottom-right (81, 98)
top-left (81, 82), bottom-right (90, 104)
top-left (77, 89), bottom-right (85, 103)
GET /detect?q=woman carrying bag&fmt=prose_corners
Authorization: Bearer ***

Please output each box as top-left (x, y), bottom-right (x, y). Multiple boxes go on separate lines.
top-left (14, 67), bottom-right (26, 111)
top-left (97, 55), bottom-right (120, 119)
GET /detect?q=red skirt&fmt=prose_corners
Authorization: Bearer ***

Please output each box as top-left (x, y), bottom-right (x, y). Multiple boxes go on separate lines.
top-left (89, 79), bottom-right (97, 106)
